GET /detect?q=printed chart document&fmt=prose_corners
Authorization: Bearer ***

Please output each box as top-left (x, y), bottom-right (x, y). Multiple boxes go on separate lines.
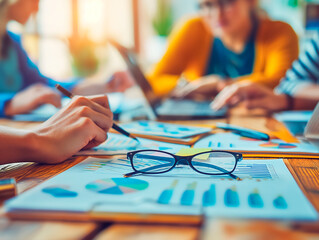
top-left (76, 133), bottom-right (188, 156)
top-left (194, 133), bottom-right (319, 156)
top-left (120, 121), bottom-right (212, 138)
top-left (6, 158), bottom-right (318, 222)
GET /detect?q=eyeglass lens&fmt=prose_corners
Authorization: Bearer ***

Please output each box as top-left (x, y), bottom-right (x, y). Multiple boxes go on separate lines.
top-left (132, 151), bottom-right (176, 173)
top-left (191, 151), bottom-right (236, 174)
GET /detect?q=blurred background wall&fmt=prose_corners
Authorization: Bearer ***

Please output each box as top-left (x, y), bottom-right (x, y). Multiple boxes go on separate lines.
top-left (7, 0), bottom-right (319, 82)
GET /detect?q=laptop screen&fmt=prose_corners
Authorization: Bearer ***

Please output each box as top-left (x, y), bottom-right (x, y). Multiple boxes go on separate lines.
top-left (110, 40), bottom-right (161, 111)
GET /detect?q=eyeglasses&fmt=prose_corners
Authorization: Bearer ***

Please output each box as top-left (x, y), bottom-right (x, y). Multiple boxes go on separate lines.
top-left (124, 150), bottom-right (243, 180)
top-left (199, 0), bottom-right (238, 13)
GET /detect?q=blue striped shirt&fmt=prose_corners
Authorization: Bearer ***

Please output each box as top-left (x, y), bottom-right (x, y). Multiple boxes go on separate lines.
top-left (276, 34), bottom-right (319, 96)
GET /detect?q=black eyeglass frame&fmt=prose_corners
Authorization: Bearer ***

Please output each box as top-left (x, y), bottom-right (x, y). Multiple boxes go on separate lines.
top-left (126, 150), bottom-right (243, 178)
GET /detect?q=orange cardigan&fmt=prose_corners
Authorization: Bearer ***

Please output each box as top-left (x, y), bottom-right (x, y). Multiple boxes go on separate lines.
top-left (147, 16), bottom-right (299, 96)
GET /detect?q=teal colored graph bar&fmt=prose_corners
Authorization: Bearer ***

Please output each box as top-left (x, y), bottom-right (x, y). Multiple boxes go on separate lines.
top-left (181, 182), bottom-right (197, 206)
top-left (202, 184), bottom-right (216, 207)
top-left (157, 180), bottom-right (178, 204)
top-left (224, 187), bottom-right (240, 207)
top-left (273, 196), bottom-right (288, 209)
top-left (248, 189), bottom-right (264, 208)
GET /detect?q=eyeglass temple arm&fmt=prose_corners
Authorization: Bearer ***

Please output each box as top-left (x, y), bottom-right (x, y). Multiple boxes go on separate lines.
top-left (191, 162), bottom-right (240, 180)
top-left (124, 163), bottom-right (173, 178)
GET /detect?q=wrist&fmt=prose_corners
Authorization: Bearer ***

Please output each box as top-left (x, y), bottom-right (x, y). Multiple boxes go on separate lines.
top-left (22, 131), bottom-right (49, 163)
top-left (280, 94), bottom-right (294, 111)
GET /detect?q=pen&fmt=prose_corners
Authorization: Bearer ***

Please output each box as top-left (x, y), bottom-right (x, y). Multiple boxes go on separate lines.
top-left (216, 123), bottom-right (270, 141)
top-left (55, 84), bottom-right (139, 143)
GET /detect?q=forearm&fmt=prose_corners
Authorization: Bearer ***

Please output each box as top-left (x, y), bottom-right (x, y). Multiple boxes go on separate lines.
top-left (293, 98), bottom-right (319, 111)
top-left (236, 74), bottom-right (280, 89)
top-left (0, 127), bottom-right (41, 164)
top-left (294, 85), bottom-right (319, 101)
top-left (290, 85), bottom-right (319, 110)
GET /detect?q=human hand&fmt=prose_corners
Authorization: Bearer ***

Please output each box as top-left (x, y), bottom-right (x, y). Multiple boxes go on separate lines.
top-left (5, 84), bottom-right (62, 116)
top-left (211, 82), bottom-right (288, 112)
top-left (171, 75), bottom-right (226, 99)
top-left (31, 95), bottom-right (113, 164)
top-left (72, 71), bottom-right (135, 96)
top-left (105, 70), bottom-right (135, 92)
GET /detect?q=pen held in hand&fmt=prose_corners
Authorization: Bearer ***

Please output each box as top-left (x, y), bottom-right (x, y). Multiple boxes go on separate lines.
top-left (55, 84), bottom-right (139, 143)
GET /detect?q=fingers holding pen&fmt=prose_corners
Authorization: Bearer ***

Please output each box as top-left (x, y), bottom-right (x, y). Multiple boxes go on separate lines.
top-left (70, 95), bottom-right (113, 119)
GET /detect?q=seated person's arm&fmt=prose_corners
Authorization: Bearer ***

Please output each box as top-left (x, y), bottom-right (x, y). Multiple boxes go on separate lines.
top-left (212, 34), bottom-right (319, 112)
top-left (4, 84), bottom-right (62, 116)
top-left (0, 95), bottom-right (113, 165)
top-left (236, 23), bottom-right (299, 89)
top-left (212, 82), bottom-right (319, 112)
top-left (292, 84), bottom-right (319, 110)
top-left (147, 18), bottom-right (209, 97)
top-left (275, 34), bottom-right (319, 110)
top-left (2, 32), bottom-right (73, 116)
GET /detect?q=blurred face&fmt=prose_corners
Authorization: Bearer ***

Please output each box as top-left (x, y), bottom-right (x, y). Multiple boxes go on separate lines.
top-left (199, 0), bottom-right (256, 37)
top-left (7, 0), bottom-right (39, 24)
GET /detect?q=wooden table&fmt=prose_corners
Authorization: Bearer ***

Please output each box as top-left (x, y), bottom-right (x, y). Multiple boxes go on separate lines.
top-left (0, 111), bottom-right (319, 240)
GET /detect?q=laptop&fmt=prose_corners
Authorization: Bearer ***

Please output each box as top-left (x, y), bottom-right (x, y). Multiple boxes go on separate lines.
top-left (304, 103), bottom-right (319, 149)
top-left (110, 40), bottom-right (227, 120)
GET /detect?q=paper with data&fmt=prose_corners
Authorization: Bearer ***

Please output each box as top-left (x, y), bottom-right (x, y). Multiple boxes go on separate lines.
top-left (120, 120), bottom-right (211, 138)
top-left (194, 133), bottom-right (319, 154)
top-left (6, 158), bottom-right (317, 221)
top-left (76, 133), bottom-right (188, 156)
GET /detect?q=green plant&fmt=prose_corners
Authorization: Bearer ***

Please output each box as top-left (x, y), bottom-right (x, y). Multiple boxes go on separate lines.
top-left (152, 0), bottom-right (173, 37)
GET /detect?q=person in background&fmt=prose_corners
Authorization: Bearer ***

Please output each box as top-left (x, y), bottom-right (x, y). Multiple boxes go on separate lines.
top-left (211, 34), bottom-right (319, 112)
top-left (109, 0), bottom-right (299, 99)
top-left (0, 0), bottom-right (118, 117)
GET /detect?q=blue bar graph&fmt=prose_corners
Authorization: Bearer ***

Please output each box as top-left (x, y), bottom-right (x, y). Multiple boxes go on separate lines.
top-left (248, 189), bottom-right (264, 208)
top-left (157, 180), bottom-right (178, 204)
top-left (181, 182), bottom-right (197, 206)
top-left (273, 196), bottom-right (288, 209)
top-left (202, 184), bottom-right (216, 207)
top-left (233, 164), bottom-right (273, 179)
top-left (224, 187), bottom-right (240, 207)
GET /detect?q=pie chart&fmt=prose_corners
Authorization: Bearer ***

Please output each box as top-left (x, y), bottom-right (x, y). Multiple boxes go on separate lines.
top-left (86, 178), bottom-right (148, 195)
top-left (259, 142), bottom-right (297, 149)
